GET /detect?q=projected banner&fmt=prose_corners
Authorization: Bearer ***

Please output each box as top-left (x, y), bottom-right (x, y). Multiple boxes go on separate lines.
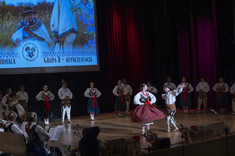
top-left (0, 0), bottom-right (98, 73)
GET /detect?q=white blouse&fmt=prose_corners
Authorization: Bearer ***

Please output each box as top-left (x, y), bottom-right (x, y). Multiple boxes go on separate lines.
top-left (230, 83), bottom-right (235, 94)
top-left (196, 81), bottom-right (210, 93)
top-left (134, 91), bottom-right (156, 105)
top-left (36, 91), bottom-right (55, 101)
top-left (212, 82), bottom-right (229, 93)
top-left (84, 88), bottom-right (101, 98)
top-left (162, 86), bottom-right (183, 105)
top-left (58, 87), bottom-right (73, 100)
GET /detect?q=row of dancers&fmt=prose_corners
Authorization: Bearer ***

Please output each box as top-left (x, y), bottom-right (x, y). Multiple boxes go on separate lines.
top-left (0, 80), bottom-right (73, 125)
top-left (113, 76), bottom-right (235, 116)
top-left (0, 77), bottom-right (234, 126)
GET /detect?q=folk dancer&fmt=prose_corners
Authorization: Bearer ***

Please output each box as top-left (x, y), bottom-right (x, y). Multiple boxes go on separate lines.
top-left (212, 77), bottom-right (229, 114)
top-left (196, 77), bottom-right (210, 113)
top-left (132, 83), bottom-right (165, 135)
top-left (58, 80), bottom-right (73, 123)
top-left (36, 85), bottom-right (55, 125)
top-left (17, 84), bottom-right (29, 121)
top-left (113, 80), bottom-right (126, 117)
top-left (122, 78), bottom-right (133, 114)
top-left (162, 83), bottom-right (184, 132)
top-left (179, 77), bottom-right (194, 113)
top-left (84, 82), bottom-right (102, 121)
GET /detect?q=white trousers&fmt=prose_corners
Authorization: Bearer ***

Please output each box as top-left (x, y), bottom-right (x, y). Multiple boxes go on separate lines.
top-left (167, 109), bottom-right (178, 130)
top-left (61, 105), bottom-right (71, 121)
top-left (55, 33), bottom-right (76, 52)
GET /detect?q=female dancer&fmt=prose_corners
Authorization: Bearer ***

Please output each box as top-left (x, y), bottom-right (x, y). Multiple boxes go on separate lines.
top-left (84, 82), bottom-right (102, 121)
top-left (179, 77), bottom-right (194, 113)
top-left (113, 80), bottom-right (126, 117)
top-left (36, 85), bottom-right (55, 125)
top-left (132, 83), bottom-right (165, 135)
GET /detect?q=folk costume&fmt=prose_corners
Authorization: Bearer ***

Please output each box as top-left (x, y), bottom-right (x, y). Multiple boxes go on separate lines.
top-left (230, 83), bottom-right (235, 114)
top-left (84, 88), bottom-right (101, 120)
top-left (113, 85), bottom-right (126, 115)
top-left (179, 83), bottom-right (194, 113)
top-left (50, 0), bottom-right (78, 52)
top-left (162, 85), bottom-right (183, 132)
top-left (122, 83), bottom-right (133, 114)
top-left (12, 7), bottom-right (52, 49)
top-left (26, 112), bottom-right (50, 156)
top-left (212, 82), bottom-right (229, 113)
top-left (17, 90), bottom-right (29, 121)
top-left (132, 91), bottom-right (165, 135)
top-left (36, 90), bottom-right (55, 125)
top-left (196, 81), bottom-right (210, 113)
top-left (58, 87), bottom-right (73, 123)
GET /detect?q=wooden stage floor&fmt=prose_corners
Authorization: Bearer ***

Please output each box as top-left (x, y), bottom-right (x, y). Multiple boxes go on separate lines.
top-left (44, 110), bottom-right (235, 151)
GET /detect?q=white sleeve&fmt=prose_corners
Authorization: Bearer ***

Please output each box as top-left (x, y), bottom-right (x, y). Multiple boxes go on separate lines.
top-left (1, 96), bottom-right (8, 107)
top-left (112, 86), bottom-right (119, 96)
top-left (68, 89), bottom-right (73, 99)
top-left (58, 89), bottom-right (64, 100)
top-left (133, 93), bottom-right (141, 105)
top-left (35, 91), bottom-right (43, 101)
top-left (152, 87), bottom-right (158, 94)
top-left (230, 84), bottom-right (235, 94)
top-left (188, 84), bottom-right (194, 93)
top-left (225, 83), bottom-right (229, 92)
top-left (148, 92), bottom-right (156, 104)
top-left (162, 94), bottom-right (166, 100)
top-left (50, 0), bottom-right (59, 34)
top-left (196, 83), bottom-right (200, 92)
top-left (205, 83), bottom-right (210, 93)
top-left (212, 84), bottom-right (217, 92)
top-left (12, 27), bottom-right (23, 44)
top-left (11, 124), bottom-right (28, 139)
top-left (49, 91), bottom-right (55, 101)
top-left (26, 92), bottom-right (29, 103)
top-left (84, 88), bottom-right (90, 98)
top-left (96, 89), bottom-right (102, 97)
top-left (173, 86), bottom-right (183, 96)
top-left (35, 125), bottom-right (50, 142)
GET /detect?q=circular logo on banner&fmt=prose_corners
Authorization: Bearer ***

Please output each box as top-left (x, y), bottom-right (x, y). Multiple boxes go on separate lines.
top-left (22, 43), bottom-right (39, 61)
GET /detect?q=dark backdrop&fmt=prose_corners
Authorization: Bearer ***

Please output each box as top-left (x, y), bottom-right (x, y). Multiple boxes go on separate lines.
top-left (0, 0), bottom-right (234, 118)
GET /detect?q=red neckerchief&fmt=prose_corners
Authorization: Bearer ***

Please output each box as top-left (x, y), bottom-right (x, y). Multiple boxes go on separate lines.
top-left (142, 91), bottom-right (152, 106)
top-left (90, 88), bottom-right (97, 107)
top-left (26, 123), bottom-right (31, 134)
top-left (183, 87), bottom-right (187, 104)
top-left (119, 86), bottom-right (123, 102)
top-left (43, 91), bottom-right (50, 113)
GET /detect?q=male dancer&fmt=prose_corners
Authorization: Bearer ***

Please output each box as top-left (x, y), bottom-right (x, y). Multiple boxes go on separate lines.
top-left (58, 80), bottom-right (73, 123)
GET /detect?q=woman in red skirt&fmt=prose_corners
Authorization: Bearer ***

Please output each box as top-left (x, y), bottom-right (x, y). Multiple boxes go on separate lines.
top-left (132, 83), bottom-right (165, 135)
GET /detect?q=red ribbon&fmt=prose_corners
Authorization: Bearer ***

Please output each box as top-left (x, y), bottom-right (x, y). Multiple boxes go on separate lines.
top-left (145, 99), bottom-right (153, 106)
top-left (120, 91), bottom-right (123, 102)
top-left (183, 88), bottom-right (187, 104)
top-left (45, 97), bottom-right (50, 113)
top-left (92, 95), bottom-right (97, 107)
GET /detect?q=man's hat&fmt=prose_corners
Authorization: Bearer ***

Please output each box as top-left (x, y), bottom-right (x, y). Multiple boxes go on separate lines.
top-left (21, 7), bottom-right (37, 16)
top-left (163, 83), bottom-right (172, 90)
top-left (62, 79), bottom-right (67, 84)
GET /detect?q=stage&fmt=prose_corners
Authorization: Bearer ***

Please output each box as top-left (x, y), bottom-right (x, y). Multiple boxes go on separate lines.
top-left (44, 110), bottom-right (235, 153)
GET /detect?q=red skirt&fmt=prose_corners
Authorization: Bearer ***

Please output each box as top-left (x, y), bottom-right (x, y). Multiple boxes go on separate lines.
top-left (131, 104), bottom-right (165, 122)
